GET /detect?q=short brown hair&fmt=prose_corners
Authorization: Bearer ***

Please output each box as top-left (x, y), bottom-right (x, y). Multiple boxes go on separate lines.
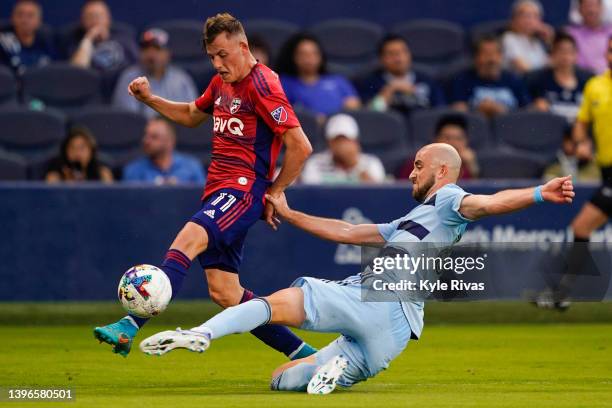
top-left (203, 13), bottom-right (245, 46)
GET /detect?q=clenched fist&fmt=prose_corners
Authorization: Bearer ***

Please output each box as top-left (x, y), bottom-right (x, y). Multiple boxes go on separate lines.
top-left (127, 76), bottom-right (153, 103)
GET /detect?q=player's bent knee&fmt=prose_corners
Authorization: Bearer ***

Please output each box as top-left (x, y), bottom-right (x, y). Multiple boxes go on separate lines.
top-left (208, 287), bottom-right (239, 308)
top-left (266, 288), bottom-right (305, 327)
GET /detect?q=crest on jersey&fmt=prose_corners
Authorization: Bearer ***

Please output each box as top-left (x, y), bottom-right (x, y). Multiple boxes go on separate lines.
top-left (230, 97), bottom-right (241, 114)
top-left (270, 106), bottom-right (288, 124)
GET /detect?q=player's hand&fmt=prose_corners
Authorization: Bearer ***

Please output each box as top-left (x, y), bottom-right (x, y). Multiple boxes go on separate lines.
top-left (128, 76), bottom-right (153, 103)
top-left (542, 175), bottom-right (575, 204)
top-left (263, 201), bottom-right (281, 230)
top-left (265, 193), bottom-right (292, 229)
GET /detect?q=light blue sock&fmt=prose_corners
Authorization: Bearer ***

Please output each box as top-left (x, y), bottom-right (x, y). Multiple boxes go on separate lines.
top-left (192, 298), bottom-right (271, 339)
top-left (270, 363), bottom-right (319, 392)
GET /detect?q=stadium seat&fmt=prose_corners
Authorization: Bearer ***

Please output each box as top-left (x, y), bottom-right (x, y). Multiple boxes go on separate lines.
top-left (152, 20), bottom-right (203, 63)
top-left (0, 150), bottom-right (27, 181)
top-left (0, 108), bottom-right (65, 159)
top-left (294, 108), bottom-right (322, 151)
top-left (71, 107), bottom-right (147, 164)
top-left (478, 150), bottom-right (544, 179)
top-left (180, 60), bottom-right (216, 92)
top-left (410, 108), bottom-right (490, 149)
top-left (0, 66), bottom-right (17, 107)
top-left (469, 19), bottom-right (508, 44)
top-left (341, 110), bottom-right (411, 174)
top-left (392, 19), bottom-right (466, 74)
top-left (310, 19), bottom-right (383, 68)
top-left (175, 121), bottom-right (214, 165)
top-left (22, 63), bottom-right (102, 114)
top-left (493, 111), bottom-right (567, 161)
top-left (243, 19), bottom-right (300, 59)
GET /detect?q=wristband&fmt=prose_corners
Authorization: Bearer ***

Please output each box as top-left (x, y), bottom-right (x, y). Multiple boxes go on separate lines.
top-left (533, 185), bottom-right (544, 203)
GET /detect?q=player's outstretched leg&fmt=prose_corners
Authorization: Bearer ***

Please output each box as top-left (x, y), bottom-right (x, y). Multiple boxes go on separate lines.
top-left (139, 288), bottom-right (305, 355)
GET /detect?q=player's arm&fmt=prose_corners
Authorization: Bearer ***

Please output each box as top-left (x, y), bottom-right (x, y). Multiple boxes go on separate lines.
top-left (459, 176), bottom-right (575, 221)
top-left (269, 127), bottom-right (312, 194)
top-left (265, 193), bottom-right (384, 245)
top-left (128, 76), bottom-right (209, 127)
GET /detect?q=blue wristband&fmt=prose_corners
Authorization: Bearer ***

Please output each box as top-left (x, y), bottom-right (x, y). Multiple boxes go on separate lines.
top-left (534, 185), bottom-right (544, 203)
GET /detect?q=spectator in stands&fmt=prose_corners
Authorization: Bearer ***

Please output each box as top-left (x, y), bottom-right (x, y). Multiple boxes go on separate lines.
top-left (249, 34), bottom-right (271, 66)
top-left (45, 126), bottom-right (113, 183)
top-left (301, 113), bottom-right (385, 184)
top-left (451, 35), bottom-right (530, 118)
top-left (502, 0), bottom-right (552, 74)
top-left (276, 33), bottom-right (361, 119)
top-left (354, 34), bottom-right (445, 116)
top-left (529, 31), bottom-right (592, 123)
top-left (123, 117), bottom-right (206, 184)
top-left (0, 0), bottom-right (55, 75)
top-left (112, 28), bottom-right (197, 119)
top-left (569, 0), bottom-right (612, 24)
top-left (567, 0), bottom-right (612, 73)
top-left (544, 128), bottom-right (600, 181)
top-left (67, 0), bottom-right (138, 72)
top-left (397, 114), bottom-right (479, 180)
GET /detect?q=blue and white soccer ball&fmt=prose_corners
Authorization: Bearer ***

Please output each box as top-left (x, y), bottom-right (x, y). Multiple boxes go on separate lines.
top-left (117, 264), bottom-right (172, 318)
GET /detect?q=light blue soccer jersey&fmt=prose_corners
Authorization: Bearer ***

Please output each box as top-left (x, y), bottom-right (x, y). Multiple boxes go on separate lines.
top-left (376, 183), bottom-right (473, 338)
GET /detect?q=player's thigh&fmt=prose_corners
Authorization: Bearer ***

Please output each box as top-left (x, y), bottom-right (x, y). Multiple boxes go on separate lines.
top-left (571, 202), bottom-right (608, 237)
top-left (265, 287), bottom-right (306, 327)
top-left (169, 221), bottom-right (209, 260)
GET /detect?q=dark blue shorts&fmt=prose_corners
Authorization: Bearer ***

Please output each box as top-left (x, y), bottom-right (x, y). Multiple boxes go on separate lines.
top-left (189, 188), bottom-right (264, 273)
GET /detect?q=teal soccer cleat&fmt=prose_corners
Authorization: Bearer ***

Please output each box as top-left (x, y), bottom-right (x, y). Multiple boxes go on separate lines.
top-left (93, 318), bottom-right (139, 357)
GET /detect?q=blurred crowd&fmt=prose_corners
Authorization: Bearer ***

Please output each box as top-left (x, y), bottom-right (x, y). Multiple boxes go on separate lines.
top-left (0, 0), bottom-right (610, 185)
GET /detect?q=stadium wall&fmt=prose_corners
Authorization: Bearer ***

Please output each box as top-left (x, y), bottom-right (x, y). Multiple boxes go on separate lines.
top-left (1, 182), bottom-right (611, 301)
top-left (1, 0), bottom-right (571, 30)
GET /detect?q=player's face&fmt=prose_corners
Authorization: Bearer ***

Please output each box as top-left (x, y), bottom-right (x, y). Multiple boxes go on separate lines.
top-left (409, 151), bottom-right (436, 203)
top-left (551, 40), bottom-right (577, 69)
top-left (206, 33), bottom-right (249, 83)
top-left (11, 1), bottom-right (41, 36)
top-left (380, 40), bottom-right (411, 76)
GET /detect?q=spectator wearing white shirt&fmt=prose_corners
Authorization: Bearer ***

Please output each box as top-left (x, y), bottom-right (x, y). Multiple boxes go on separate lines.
top-left (301, 114), bottom-right (386, 184)
top-left (502, 0), bottom-right (553, 74)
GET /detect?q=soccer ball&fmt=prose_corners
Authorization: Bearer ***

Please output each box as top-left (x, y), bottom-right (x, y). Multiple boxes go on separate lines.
top-left (117, 264), bottom-right (172, 318)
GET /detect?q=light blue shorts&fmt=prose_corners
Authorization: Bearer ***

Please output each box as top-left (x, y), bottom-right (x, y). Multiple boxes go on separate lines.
top-left (291, 276), bottom-right (412, 387)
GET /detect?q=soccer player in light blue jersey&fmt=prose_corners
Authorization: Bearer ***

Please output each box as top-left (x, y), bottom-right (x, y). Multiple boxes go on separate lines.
top-left (140, 143), bottom-right (575, 395)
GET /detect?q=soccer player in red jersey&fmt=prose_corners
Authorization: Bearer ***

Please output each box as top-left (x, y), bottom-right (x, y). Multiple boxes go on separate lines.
top-left (94, 13), bottom-right (317, 359)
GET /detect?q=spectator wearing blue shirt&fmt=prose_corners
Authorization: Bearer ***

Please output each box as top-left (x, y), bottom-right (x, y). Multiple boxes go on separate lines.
top-left (529, 31), bottom-right (592, 123)
top-left (451, 35), bottom-right (530, 118)
top-left (123, 117), bottom-right (206, 185)
top-left (355, 34), bottom-right (445, 116)
top-left (276, 32), bottom-right (361, 120)
top-left (0, 0), bottom-right (55, 75)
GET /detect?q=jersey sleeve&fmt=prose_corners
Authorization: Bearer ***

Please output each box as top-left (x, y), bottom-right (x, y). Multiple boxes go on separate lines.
top-left (194, 75), bottom-right (221, 114)
top-left (435, 184), bottom-right (473, 227)
top-left (376, 218), bottom-right (403, 241)
top-left (252, 69), bottom-right (301, 136)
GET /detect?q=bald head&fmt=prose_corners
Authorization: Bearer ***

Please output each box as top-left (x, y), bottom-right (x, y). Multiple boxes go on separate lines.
top-left (419, 143), bottom-right (462, 182)
top-left (409, 143), bottom-right (462, 202)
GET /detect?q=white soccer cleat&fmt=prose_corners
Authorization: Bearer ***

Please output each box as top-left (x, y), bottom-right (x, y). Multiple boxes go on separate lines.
top-left (139, 327), bottom-right (210, 356)
top-left (307, 355), bottom-right (349, 395)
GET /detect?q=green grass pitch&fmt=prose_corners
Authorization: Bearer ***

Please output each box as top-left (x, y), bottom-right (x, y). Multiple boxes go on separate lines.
top-left (1, 301), bottom-right (611, 407)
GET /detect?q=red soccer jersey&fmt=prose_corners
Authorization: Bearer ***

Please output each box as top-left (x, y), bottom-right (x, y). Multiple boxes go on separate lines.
top-left (194, 63), bottom-right (300, 199)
